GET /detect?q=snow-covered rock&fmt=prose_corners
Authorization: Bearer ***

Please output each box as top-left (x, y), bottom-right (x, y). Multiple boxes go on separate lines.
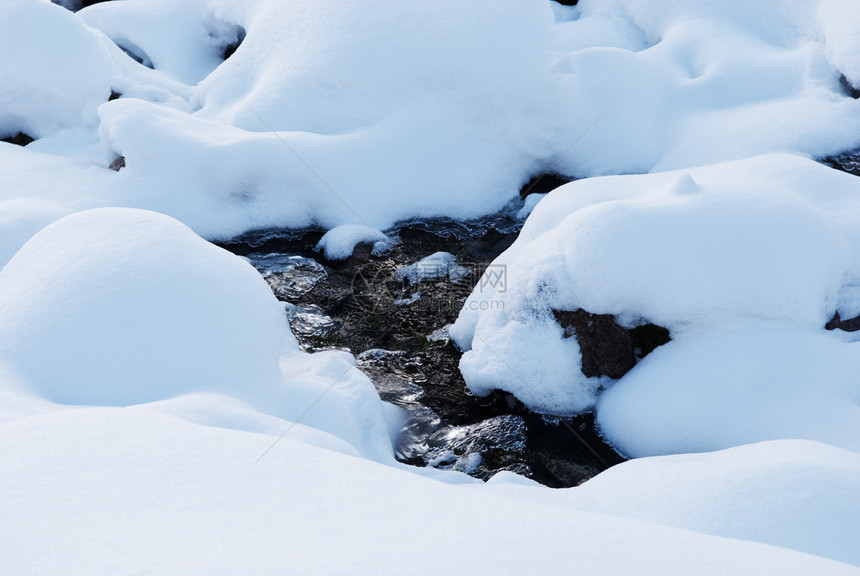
top-left (452, 154), bottom-right (860, 440)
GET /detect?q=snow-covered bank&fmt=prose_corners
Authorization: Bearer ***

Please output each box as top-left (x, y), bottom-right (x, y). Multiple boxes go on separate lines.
top-left (0, 208), bottom-right (392, 461)
top-left (3, 0), bottom-right (860, 571)
top-left (3, 406), bottom-right (859, 575)
top-left (3, 0), bottom-right (860, 263)
top-left (453, 154), bottom-right (860, 452)
top-left (1, 208), bottom-right (856, 572)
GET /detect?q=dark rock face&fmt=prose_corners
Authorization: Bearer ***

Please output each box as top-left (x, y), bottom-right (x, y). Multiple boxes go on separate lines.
top-left (109, 156), bottom-right (126, 171)
top-left (826, 312), bottom-right (860, 332)
top-left (52, 0), bottom-right (114, 11)
top-left (519, 173), bottom-right (573, 199)
top-left (840, 74), bottom-right (860, 100)
top-left (822, 149), bottom-right (860, 177)
top-left (221, 27), bottom-right (246, 61)
top-left (554, 309), bottom-right (670, 379)
top-left (1, 132), bottom-right (35, 147)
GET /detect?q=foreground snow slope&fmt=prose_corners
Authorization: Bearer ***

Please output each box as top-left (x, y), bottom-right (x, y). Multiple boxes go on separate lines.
top-left (0, 208), bottom-right (393, 461)
top-left (3, 0), bottom-right (860, 263)
top-left (1, 208), bottom-right (857, 572)
top-left (2, 406), bottom-right (858, 576)
top-left (452, 154), bottom-right (860, 452)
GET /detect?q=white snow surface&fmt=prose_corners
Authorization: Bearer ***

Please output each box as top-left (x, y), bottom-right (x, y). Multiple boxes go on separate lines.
top-left (0, 0), bottom-right (112, 138)
top-left (452, 154), bottom-right (860, 433)
top-left (485, 439), bottom-right (860, 568)
top-left (0, 208), bottom-right (392, 461)
top-left (395, 251), bottom-right (469, 284)
top-left (2, 406), bottom-right (859, 575)
top-left (3, 0), bottom-right (860, 262)
top-left (4, 1), bottom-right (860, 572)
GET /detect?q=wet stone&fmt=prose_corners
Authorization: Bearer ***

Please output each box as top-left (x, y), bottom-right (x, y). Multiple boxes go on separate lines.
top-left (220, 202), bottom-right (627, 487)
top-left (826, 312), bottom-right (860, 332)
top-left (821, 148), bottom-right (860, 177)
top-left (1, 132), bottom-right (35, 147)
top-left (554, 309), bottom-right (671, 379)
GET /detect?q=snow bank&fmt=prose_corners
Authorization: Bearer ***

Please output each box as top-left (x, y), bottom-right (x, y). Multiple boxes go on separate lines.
top-left (79, 0), bottom-right (244, 85)
top-left (0, 0), bottom-right (112, 138)
top-left (547, 0), bottom-right (860, 175)
top-left (3, 0), bottom-right (860, 261)
top-left (567, 440), bottom-right (860, 567)
top-left (452, 154), bottom-right (860, 427)
top-left (596, 322), bottom-right (860, 456)
top-left (0, 207), bottom-right (289, 406)
top-left (1, 406), bottom-right (857, 575)
top-left (0, 208), bottom-right (391, 459)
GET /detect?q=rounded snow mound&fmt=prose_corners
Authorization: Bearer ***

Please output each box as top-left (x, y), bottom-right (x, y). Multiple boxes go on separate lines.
top-left (570, 439), bottom-right (860, 567)
top-left (0, 0), bottom-right (112, 138)
top-left (0, 207), bottom-right (290, 406)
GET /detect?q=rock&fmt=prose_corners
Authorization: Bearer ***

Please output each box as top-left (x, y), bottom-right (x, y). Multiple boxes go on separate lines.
top-left (826, 312), bottom-right (860, 332)
top-left (821, 148), bottom-right (860, 177)
top-left (518, 172), bottom-right (572, 199)
top-left (221, 26), bottom-right (246, 60)
top-left (109, 156), bottom-right (125, 171)
top-left (840, 74), bottom-right (860, 100)
top-left (1, 132), bottom-right (35, 147)
top-left (553, 309), bottom-right (670, 379)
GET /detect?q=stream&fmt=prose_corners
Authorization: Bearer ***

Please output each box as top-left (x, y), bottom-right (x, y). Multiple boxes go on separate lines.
top-left (220, 195), bottom-right (624, 487)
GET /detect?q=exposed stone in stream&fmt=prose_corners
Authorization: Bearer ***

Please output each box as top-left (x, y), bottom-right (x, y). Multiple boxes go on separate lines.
top-left (821, 148), bottom-right (860, 177)
top-left (839, 74), bottom-right (860, 100)
top-left (553, 309), bottom-right (671, 379)
top-left (220, 206), bottom-right (624, 487)
top-left (518, 173), bottom-right (573, 199)
top-left (1, 132), bottom-right (35, 147)
top-left (826, 312), bottom-right (860, 332)
top-left (109, 156), bottom-right (126, 171)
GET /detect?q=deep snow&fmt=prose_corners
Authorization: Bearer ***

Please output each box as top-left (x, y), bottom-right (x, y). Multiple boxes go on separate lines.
top-left (3, 0), bottom-right (860, 572)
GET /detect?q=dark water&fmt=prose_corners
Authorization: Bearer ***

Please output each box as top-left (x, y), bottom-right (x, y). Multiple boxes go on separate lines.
top-left (220, 198), bottom-right (624, 487)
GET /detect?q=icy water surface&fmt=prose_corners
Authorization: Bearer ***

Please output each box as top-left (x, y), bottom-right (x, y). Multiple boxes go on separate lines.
top-left (222, 198), bottom-right (624, 486)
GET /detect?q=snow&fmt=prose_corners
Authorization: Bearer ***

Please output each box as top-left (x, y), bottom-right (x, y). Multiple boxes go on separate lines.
top-left (316, 225), bottom-right (392, 260)
top-left (395, 252), bottom-right (469, 284)
top-left (596, 322), bottom-right (860, 457)
top-left (565, 440), bottom-right (860, 567)
top-left (78, 0), bottom-right (243, 85)
top-left (453, 154), bottom-right (860, 423)
top-left (3, 0), bottom-right (859, 261)
top-left (0, 0), bottom-right (112, 138)
top-left (480, 439), bottom-right (860, 568)
top-left (4, 1), bottom-right (860, 572)
top-left (0, 208), bottom-right (392, 460)
top-left (2, 406), bottom-right (858, 575)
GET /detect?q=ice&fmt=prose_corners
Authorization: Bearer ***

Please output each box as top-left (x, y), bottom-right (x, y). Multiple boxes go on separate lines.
top-left (245, 253), bottom-right (327, 300)
top-left (395, 252), bottom-right (470, 285)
